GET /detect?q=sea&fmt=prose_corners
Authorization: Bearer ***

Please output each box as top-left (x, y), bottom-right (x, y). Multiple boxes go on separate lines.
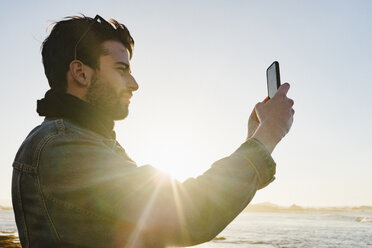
top-left (1, 209), bottom-right (371, 247)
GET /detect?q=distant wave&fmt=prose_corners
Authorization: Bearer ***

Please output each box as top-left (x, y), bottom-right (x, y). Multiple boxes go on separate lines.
top-left (355, 217), bottom-right (372, 223)
top-left (212, 238), bottom-right (278, 247)
top-left (244, 202), bottom-right (372, 213)
top-left (0, 206), bottom-right (12, 211)
top-left (323, 213), bottom-right (372, 223)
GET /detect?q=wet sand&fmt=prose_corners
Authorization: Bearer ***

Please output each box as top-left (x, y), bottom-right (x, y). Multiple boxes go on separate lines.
top-left (0, 235), bottom-right (21, 248)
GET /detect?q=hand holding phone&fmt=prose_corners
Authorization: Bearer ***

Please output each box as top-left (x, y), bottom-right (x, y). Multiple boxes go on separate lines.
top-left (266, 61), bottom-right (281, 99)
top-left (247, 61), bottom-right (294, 153)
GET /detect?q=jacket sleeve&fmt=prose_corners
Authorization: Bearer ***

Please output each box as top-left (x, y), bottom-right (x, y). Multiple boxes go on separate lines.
top-left (39, 135), bottom-right (275, 247)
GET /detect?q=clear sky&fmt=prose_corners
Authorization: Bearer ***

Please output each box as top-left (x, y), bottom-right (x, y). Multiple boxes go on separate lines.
top-left (0, 0), bottom-right (371, 207)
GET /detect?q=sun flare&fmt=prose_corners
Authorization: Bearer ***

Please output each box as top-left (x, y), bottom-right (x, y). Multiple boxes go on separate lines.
top-left (146, 141), bottom-right (204, 183)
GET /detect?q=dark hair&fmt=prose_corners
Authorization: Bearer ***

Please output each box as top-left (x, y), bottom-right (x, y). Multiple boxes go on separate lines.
top-left (41, 15), bottom-right (134, 92)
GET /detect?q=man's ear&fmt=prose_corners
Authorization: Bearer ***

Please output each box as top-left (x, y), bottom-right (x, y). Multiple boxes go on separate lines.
top-left (69, 60), bottom-right (92, 87)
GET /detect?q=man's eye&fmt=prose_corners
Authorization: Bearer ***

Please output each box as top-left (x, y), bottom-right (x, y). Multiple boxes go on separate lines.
top-left (117, 68), bottom-right (127, 74)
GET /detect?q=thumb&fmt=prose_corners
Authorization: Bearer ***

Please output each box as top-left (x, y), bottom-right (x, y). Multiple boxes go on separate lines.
top-left (254, 101), bottom-right (265, 112)
top-left (249, 105), bottom-right (259, 123)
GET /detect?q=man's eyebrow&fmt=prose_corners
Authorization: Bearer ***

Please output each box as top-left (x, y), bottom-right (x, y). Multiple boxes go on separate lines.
top-left (115, 61), bottom-right (130, 68)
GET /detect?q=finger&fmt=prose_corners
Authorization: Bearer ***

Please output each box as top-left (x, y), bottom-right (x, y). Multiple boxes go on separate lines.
top-left (262, 96), bottom-right (269, 103)
top-left (287, 116), bottom-right (294, 131)
top-left (250, 106), bottom-right (256, 115)
top-left (249, 106), bottom-right (259, 121)
top-left (288, 98), bottom-right (294, 107)
top-left (255, 101), bottom-right (264, 111)
top-left (277, 82), bottom-right (290, 96)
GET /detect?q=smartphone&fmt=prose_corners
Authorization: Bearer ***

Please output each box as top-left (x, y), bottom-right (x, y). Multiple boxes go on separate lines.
top-left (266, 61), bottom-right (281, 99)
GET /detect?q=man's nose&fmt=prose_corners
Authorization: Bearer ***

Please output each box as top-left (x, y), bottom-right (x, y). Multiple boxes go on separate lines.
top-left (127, 74), bottom-right (139, 92)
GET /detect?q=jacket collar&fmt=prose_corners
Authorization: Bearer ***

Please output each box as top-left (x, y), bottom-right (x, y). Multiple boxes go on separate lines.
top-left (37, 89), bottom-right (116, 139)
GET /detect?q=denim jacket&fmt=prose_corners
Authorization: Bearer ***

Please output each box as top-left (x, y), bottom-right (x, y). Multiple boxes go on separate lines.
top-left (12, 118), bottom-right (276, 248)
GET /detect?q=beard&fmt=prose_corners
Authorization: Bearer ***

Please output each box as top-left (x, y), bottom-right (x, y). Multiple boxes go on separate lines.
top-left (86, 74), bottom-right (129, 120)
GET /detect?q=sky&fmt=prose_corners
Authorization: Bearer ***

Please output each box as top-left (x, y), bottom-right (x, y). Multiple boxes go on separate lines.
top-left (0, 0), bottom-right (371, 207)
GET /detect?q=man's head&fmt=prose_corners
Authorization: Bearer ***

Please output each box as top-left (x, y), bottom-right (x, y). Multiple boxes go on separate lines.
top-left (41, 15), bottom-right (138, 120)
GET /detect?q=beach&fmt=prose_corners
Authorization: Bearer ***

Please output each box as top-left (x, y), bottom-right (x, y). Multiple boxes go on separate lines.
top-left (0, 235), bottom-right (20, 248)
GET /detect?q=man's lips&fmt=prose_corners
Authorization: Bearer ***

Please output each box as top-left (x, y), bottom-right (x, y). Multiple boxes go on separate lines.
top-left (121, 93), bottom-right (132, 103)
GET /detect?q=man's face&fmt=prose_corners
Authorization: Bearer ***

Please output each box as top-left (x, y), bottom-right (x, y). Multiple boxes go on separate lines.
top-left (86, 40), bottom-right (138, 120)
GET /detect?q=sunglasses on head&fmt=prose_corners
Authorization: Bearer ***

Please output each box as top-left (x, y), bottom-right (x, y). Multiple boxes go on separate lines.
top-left (74, 15), bottom-right (112, 61)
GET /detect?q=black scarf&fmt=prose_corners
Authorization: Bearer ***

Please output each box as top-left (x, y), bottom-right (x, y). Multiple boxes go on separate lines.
top-left (37, 89), bottom-right (116, 139)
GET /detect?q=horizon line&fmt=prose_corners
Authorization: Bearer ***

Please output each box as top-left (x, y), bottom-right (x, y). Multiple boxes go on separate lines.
top-left (1, 201), bottom-right (372, 210)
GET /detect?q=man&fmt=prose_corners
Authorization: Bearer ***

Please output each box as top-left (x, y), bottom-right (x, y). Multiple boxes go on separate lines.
top-left (12, 15), bottom-right (294, 248)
